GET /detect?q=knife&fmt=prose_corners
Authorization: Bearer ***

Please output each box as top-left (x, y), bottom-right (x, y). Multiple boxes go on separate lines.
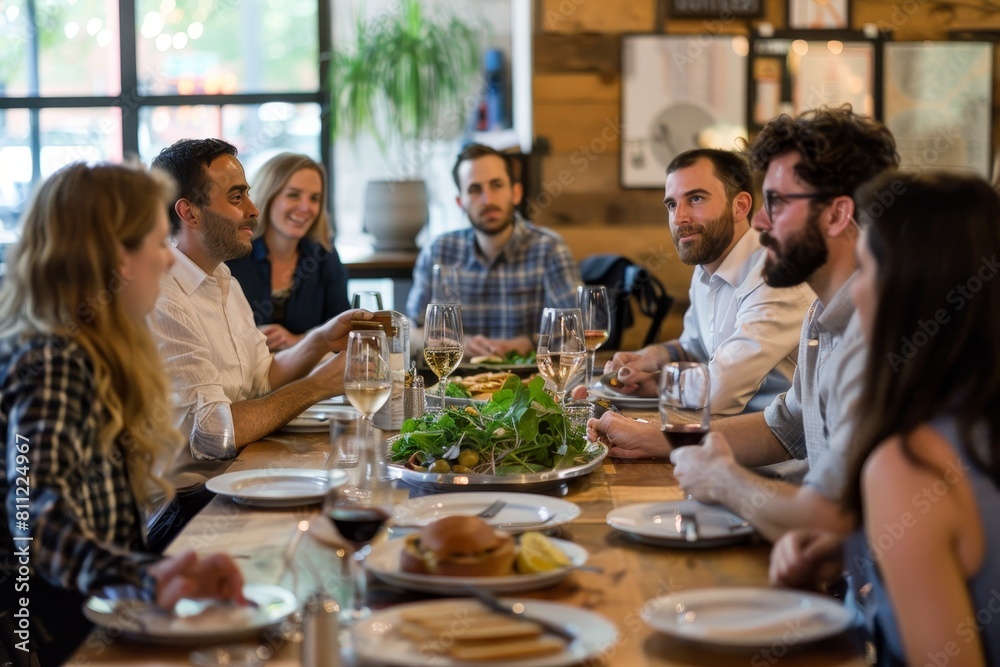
top-left (677, 512), bottom-right (699, 542)
top-left (459, 587), bottom-right (577, 642)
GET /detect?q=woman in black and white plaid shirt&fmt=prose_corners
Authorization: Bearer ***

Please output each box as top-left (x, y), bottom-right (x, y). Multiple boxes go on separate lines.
top-left (0, 163), bottom-right (247, 665)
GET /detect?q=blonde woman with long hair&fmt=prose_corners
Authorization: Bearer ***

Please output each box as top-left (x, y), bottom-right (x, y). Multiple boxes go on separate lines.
top-left (226, 153), bottom-right (350, 351)
top-left (0, 163), bottom-right (246, 665)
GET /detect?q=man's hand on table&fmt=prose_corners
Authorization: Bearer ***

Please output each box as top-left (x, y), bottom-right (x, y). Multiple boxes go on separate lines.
top-left (465, 334), bottom-right (533, 358)
top-left (150, 551), bottom-right (248, 610)
top-left (769, 529), bottom-right (845, 592)
top-left (668, 432), bottom-right (737, 502)
top-left (587, 411), bottom-right (666, 458)
top-left (603, 350), bottom-right (664, 397)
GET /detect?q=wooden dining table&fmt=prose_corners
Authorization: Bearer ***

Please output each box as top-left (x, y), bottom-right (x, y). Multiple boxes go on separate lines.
top-left (70, 408), bottom-right (867, 667)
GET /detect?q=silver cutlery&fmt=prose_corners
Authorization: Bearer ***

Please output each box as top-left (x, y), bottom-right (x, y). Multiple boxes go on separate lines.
top-left (476, 499), bottom-right (508, 520)
top-left (459, 587), bottom-right (577, 642)
top-left (391, 513), bottom-right (554, 531)
top-left (677, 512), bottom-right (699, 542)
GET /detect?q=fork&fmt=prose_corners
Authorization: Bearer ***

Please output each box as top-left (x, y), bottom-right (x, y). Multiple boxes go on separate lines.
top-left (476, 499), bottom-right (507, 520)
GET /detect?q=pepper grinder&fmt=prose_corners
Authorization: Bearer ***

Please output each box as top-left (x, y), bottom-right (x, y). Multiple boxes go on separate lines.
top-left (301, 592), bottom-right (342, 667)
top-left (404, 374), bottom-right (425, 421)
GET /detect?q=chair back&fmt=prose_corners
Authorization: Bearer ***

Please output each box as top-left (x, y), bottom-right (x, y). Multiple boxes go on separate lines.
top-left (579, 254), bottom-right (673, 349)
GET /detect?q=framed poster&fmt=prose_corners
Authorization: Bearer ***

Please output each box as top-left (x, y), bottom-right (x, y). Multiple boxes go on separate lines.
top-left (788, 0), bottom-right (850, 29)
top-left (748, 31), bottom-right (881, 132)
top-left (883, 42), bottom-right (993, 176)
top-left (621, 34), bottom-right (748, 189)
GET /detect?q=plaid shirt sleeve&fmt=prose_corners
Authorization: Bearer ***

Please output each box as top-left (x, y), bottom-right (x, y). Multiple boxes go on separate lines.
top-left (3, 339), bottom-right (158, 600)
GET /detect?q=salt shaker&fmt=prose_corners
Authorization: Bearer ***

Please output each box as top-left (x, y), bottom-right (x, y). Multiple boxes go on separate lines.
top-left (301, 592), bottom-right (342, 667)
top-left (404, 374), bottom-right (426, 420)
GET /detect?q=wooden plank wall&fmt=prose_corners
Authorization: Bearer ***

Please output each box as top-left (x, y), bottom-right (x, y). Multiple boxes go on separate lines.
top-left (530, 0), bottom-right (1000, 350)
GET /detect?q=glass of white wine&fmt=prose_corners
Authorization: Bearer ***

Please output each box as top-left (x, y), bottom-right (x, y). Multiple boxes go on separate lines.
top-left (424, 303), bottom-right (464, 411)
top-left (536, 307), bottom-right (586, 407)
top-left (343, 330), bottom-right (391, 432)
top-left (577, 285), bottom-right (611, 386)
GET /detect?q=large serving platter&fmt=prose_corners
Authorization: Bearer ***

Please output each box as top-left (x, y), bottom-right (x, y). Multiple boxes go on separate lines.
top-left (386, 441), bottom-right (609, 493)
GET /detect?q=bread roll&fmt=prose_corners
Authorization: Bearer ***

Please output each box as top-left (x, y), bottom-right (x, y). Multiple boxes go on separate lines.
top-left (400, 515), bottom-right (516, 577)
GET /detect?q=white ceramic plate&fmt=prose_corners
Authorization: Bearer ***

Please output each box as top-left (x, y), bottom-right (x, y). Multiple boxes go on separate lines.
top-left (641, 587), bottom-right (853, 648)
top-left (82, 584), bottom-right (297, 646)
top-left (393, 492), bottom-right (581, 533)
top-left (366, 537), bottom-right (588, 594)
top-left (587, 381), bottom-right (659, 409)
top-left (353, 598), bottom-right (619, 667)
top-left (606, 500), bottom-right (754, 548)
top-left (280, 404), bottom-right (359, 433)
top-left (206, 468), bottom-right (348, 507)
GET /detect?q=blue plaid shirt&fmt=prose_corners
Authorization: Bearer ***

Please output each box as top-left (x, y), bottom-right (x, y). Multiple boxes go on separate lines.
top-left (406, 219), bottom-right (581, 339)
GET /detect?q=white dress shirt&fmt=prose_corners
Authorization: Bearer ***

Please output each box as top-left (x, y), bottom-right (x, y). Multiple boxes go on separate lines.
top-left (678, 229), bottom-right (815, 415)
top-left (149, 247), bottom-right (272, 487)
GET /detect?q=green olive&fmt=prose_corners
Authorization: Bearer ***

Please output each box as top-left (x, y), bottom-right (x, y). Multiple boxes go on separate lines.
top-left (457, 449), bottom-right (480, 467)
top-left (429, 459), bottom-right (452, 474)
top-left (451, 465), bottom-right (473, 474)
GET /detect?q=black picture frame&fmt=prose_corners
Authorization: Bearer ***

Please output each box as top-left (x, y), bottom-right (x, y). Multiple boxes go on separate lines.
top-left (666, 0), bottom-right (764, 19)
top-left (746, 29), bottom-right (884, 134)
top-left (620, 33), bottom-right (749, 189)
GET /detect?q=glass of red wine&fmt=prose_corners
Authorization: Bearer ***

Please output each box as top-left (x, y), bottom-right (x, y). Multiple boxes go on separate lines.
top-left (322, 422), bottom-right (394, 622)
top-left (659, 362), bottom-right (710, 448)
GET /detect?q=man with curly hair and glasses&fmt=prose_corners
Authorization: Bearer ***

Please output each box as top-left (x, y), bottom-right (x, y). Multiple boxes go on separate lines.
top-left (590, 106), bottom-right (899, 542)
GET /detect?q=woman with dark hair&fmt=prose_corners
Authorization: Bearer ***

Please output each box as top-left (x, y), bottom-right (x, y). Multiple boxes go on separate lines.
top-left (0, 163), bottom-right (246, 665)
top-left (226, 153), bottom-right (350, 351)
top-left (770, 171), bottom-right (1000, 666)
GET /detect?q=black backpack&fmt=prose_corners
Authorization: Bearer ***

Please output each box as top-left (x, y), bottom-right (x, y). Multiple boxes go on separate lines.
top-left (579, 254), bottom-right (674, 349)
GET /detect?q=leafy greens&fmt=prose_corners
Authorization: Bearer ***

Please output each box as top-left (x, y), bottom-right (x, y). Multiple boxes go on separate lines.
top-left (389, 376), bottom-right (595, 475)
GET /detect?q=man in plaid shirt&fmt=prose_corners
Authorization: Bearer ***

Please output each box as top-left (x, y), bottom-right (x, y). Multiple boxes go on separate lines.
top-left (406, 144), bottom-right (580, 357)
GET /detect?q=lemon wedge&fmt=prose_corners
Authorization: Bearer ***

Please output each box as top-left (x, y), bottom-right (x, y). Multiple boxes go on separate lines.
top-left (515, 532), bottom-right (571, 573)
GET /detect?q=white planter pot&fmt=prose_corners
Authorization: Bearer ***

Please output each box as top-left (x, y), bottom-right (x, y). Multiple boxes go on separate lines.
top-left (363, 180), bottom-right (428, 251)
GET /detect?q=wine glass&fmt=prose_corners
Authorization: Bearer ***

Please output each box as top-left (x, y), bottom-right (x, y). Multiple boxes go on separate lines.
top-left (322, 425), bottom-right (393, 622)
top-left (577, 285), bottom-right (611, 386)
top-left (423, 303), bottom-right (464, 411)
top-left (659, 362), bottom-right (711, 448)
top-left (536, 307), bottom-right (586, 406)
top-left (351, 291), bottom-right (384, 311)
top-left (343, 330), bottom-right (391, 433)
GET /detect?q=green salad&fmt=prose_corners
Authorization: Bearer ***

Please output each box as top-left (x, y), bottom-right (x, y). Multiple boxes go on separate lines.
top-left (390, 376), bottom-right (595, 475)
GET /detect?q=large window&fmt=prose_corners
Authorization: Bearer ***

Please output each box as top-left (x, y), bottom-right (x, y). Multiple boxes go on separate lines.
top-left (0, 0), bottom-right (330, 247)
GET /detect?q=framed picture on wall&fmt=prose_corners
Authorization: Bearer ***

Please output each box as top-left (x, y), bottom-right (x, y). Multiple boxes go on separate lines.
top-left (883, 41), bottom-right (993, 176)
top-left (748, 30), bottom-right (882, 133)
top-left (620, 34), bottom-right (749, 189)
top-left (787, 0), bottom-right (850, 29)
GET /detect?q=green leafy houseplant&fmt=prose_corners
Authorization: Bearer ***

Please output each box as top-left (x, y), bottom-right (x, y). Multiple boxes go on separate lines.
top-left (331, 0), bottom-right (481, 178)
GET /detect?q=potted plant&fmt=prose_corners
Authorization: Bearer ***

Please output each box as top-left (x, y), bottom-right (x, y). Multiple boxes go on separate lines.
top-left (331, 0), bottom-right (481, 251)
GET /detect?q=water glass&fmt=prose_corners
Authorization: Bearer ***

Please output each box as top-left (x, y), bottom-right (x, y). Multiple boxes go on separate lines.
top-left (563, 401), bottom-right (594, 441)
top-left (351, 291), bottom-right (384, 311)
top-left (329, 407), bottom-right (364, 468)
top-left (659, 362), bottom-right (710, 448)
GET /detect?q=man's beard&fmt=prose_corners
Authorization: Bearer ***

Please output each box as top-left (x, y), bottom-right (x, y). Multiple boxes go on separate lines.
top-left (760, 209), bottom-right (828, 288)
top-left (469, 205), bottom-right (516, 237)
top-left (672, 206), bottom-right (735, 266)
top-left (202, 207), bottom-right (254, 261)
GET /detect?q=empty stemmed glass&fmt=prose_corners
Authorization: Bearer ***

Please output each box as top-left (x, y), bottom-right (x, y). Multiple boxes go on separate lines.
top-left (577, 285), bottom-right (611, 386)
top-left (351, 291), bottom-right (383, 311)
top-left (536, 307), bottom-right (586, 406)
top-left (322, 425), bottom-right (393, 622)
top-left (659, 362), bottom-right (711, 448)
top-left (424, 303), bottom-right (464, 411)
top-left (343, 330), bottom-right (391, 433)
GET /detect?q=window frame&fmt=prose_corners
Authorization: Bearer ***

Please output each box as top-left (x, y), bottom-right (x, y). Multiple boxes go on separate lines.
top-left (0, 0), bottom-right (334, 223)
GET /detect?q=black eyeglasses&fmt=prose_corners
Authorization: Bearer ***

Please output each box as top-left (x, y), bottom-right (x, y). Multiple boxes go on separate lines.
top-left (763, 191), bottom-right (835, 220)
